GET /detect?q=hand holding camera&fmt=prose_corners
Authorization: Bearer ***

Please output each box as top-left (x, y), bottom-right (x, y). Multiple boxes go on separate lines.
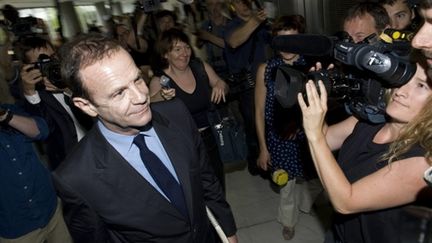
top-left (21, 54), bottom-right (66, 95)
top-left (21, 64), bottom-right (43, 96)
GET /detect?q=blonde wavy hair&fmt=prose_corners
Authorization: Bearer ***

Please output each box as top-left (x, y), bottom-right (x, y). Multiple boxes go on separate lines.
top-left (382, 57), bottom-right (432, 165)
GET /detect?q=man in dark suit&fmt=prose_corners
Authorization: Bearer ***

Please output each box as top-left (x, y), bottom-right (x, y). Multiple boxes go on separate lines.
top-left (53, 33), bottom-right (238, 243)
top-left (18, 36), bottom-right (93, 170)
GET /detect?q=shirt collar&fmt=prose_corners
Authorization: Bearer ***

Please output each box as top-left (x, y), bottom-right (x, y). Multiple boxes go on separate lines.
top-left (97, 121), bottom-right (156, 152)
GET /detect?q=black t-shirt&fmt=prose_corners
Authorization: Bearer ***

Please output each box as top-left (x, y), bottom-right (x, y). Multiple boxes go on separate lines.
top-left (333, 121), bottom-right (425, 243)
top-left (162, 59), bottom-right (211, 129)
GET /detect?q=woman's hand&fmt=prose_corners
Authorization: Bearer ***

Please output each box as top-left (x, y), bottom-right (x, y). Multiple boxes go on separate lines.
top-left (210, 80), bottom-right (227, 104)
top-left (160, 88), bottom-right (176, 101)
top-left (297, 80), bottom-right (328, 142)
top-left (257, 148), bottom-right (271, 171)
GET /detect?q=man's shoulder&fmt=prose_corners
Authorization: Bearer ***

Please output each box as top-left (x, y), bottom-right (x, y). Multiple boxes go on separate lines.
top-left (150, 99), bottom-right (197, 134)
top-left (151, 99), bottom-right (189, 117)
top-left (55, 127), bottom-right (102, 173)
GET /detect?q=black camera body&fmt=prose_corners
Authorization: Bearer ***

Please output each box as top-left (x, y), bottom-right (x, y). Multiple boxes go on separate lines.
top-left (34, 54), bottom-right (66, 89)
top-left (274, 33), bottom-right (416, 123)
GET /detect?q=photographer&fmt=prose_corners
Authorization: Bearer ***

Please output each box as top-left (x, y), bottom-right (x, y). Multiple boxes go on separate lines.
top-left (18, 36), bottom-right (93, 170)
top-left (297, 55), bottom-right (432, 243)
top-left (343, 2), bottom-right (390, 43)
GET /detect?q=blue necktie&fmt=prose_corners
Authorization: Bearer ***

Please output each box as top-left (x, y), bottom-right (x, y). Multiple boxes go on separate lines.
top-left (133, 134), bottom-right (189, 219)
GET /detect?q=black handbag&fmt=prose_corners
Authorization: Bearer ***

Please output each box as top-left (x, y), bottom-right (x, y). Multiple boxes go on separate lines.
top-left (207, 105), bottom-right (248, 163)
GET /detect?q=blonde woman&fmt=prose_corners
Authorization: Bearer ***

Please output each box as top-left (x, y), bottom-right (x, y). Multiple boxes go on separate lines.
top-left (298, 56), bottom-right (432, 243)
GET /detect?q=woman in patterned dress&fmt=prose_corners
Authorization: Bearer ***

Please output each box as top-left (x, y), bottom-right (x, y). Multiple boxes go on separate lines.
top-left (254, 15), bottom-right (323, 240)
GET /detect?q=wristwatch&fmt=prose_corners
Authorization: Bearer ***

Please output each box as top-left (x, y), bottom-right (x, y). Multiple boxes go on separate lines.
top-left (0, 108), bottom-right (7, 120)
top-left (0, 109), bottom-right (13, 125)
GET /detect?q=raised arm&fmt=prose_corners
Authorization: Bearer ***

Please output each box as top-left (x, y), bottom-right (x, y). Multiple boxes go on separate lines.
top-left (226, 10), bottom-right (267, 48)
top-left (298, 80), bottom-right (429, 214)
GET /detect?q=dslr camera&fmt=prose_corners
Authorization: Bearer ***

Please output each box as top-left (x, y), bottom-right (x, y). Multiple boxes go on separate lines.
top-left (272, 30), bottom-right (416, 123)
top-left (34, 54), bottom-right (66, 89)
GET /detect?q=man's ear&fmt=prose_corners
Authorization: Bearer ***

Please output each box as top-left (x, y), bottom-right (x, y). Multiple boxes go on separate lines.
top-left (72, 97), bottom-right (98, 117)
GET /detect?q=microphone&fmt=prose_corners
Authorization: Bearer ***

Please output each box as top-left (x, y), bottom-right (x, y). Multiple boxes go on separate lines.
top-left (271, 34), bottom-right (335, 56)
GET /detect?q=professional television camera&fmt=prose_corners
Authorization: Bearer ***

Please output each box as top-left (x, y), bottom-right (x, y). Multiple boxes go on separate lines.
top-left (272, 30), bottom-right (416, 123)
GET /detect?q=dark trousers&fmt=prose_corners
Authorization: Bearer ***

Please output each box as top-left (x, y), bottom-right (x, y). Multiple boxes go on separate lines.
top-left (200, 128), bottom-right (225, 192)
top-left (229, 88), bottom-right (258, 166)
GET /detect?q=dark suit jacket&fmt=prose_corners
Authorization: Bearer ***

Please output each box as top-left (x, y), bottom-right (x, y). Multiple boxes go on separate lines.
top-left (24, 90), bottom-right (93, 169)
top-left (53, 99), bottom-right (236, 243)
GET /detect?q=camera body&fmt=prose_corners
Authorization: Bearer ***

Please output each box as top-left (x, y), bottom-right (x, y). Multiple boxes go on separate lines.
top-left (34, 54), bottom-right (66, 89)
top-left (274, 33), bottom-right (416, 123)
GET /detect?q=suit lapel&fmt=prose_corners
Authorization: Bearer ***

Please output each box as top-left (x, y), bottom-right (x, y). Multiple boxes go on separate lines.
top-left (91, 126), bottom-right (187, 221)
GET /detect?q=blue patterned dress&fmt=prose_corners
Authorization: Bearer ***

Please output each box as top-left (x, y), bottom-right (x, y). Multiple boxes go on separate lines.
top-left (264, 57), bottom-right (308, 179)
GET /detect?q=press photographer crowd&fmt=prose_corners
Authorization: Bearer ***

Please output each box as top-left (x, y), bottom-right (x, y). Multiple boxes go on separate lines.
top-left (0, 0), bottom-right (432, 242)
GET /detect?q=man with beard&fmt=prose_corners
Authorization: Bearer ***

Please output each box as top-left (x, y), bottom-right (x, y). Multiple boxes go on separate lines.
top-left (412, 0), bottom-right (432, 67)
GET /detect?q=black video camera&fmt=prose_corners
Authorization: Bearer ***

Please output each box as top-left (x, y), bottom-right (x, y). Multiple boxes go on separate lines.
top-left (273, 31), bottom-right (416, 123)
top-left (34, 54), bottom-right (66, 89)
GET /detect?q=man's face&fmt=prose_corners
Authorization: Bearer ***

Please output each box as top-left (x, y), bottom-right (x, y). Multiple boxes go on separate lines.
top-left (383, 0), bottom-right (415, 30)
top-left (74, 49), bottom-right (152, 135)
top-left (383, 0), bottom-right (414, 30)
top-left (412, 7), bottom-right (432, 67)
top-left (344, 13), bottom-right (379, 43)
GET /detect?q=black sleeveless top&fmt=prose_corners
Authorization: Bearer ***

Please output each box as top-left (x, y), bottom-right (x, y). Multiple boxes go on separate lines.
top-left (163, 59), bottom-right (211, 128)
top-left (333, 122), bottom-right (425, 243)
